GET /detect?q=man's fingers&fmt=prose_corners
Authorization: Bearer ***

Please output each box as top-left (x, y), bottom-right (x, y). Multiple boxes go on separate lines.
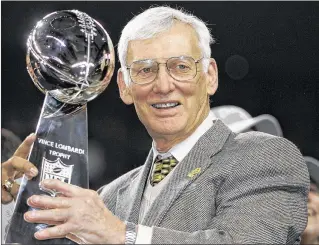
top-left (40, 179), bottom-right (90, 198)
top-left (1, 189), bottom-right (14, 204)
top-left (66, 233), bottom-right (86, 244)
top-left (24, 208), bottom-right (69, 224)
top-left (27, 195), bottom-right (71, 209)
top-left (2, 180), bottom-right (22, 203)
top-left (8, 181), bottom-right (21, 200)
top-left (34, 223), bottom-right (72, 240)
top-left (13, 133), bottom-right (36, 159)
top-left (33, 220), bottom-right (62, 226)
top-left (9, 156), bottom-right (38, 178)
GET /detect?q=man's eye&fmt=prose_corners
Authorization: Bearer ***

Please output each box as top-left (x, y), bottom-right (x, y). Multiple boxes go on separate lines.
top-left (177, 64), bottom-right (187, 69)
top-left (141, 68), bottom-right (151, 73)
top-left (136, 67), bottom-right (152, 75)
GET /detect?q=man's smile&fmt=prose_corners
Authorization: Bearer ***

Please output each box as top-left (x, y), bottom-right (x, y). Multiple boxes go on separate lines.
top-left (151, 102), bottom-right (181, 109)
top-left (149, 101), bottom-right (182, 117)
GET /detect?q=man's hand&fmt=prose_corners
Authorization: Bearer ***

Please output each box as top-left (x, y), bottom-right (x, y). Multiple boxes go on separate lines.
top-left (1, 133), bottom-right (38, 204)
top-left (301, 191), bottom-right (319, 244)
top-left (24, 179), bottom-right (126, 244)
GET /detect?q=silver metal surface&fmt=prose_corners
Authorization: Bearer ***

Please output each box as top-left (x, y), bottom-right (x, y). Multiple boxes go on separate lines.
top-left (26, 10), bottom-right (115, 104)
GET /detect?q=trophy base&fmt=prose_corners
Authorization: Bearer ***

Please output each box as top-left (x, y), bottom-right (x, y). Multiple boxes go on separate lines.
top-left (5, 93), bottom-right (89, 244)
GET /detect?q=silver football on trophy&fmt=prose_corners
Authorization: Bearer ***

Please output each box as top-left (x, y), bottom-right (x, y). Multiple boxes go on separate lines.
top-left (26, 10), bottom-right (115, 104)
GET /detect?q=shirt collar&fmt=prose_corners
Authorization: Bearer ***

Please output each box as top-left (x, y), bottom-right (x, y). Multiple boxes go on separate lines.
top-left (152, 111), bottom-right (216, 162)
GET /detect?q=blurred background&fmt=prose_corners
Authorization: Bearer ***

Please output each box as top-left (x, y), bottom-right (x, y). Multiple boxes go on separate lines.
top-left (2, 1), bottom-right (319, 190)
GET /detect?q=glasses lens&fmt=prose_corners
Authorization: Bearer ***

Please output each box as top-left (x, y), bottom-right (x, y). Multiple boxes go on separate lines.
top-left (167, 57), bottom-right (197, 81)
top-left (130, 60), bottom-right (157, 84)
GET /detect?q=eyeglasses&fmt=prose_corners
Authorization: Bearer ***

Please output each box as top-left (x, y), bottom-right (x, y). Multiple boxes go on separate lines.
top-left (126, 56), bottom-right (205, 85)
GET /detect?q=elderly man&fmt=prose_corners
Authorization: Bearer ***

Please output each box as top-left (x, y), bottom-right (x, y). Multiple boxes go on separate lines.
top-left (2, 6), bottom-right (309, 244)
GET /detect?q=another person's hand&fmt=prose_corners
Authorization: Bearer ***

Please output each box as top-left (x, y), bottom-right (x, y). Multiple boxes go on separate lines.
top-left (301, 190), bottom-right (319, 244)
top-left (24, 179), bottom-right (126, 244)
top-left (1, 133), bottom-right (38, 204)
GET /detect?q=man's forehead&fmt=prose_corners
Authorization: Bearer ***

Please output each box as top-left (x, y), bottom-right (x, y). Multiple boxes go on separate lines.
top-left (126, 22), bottom-right (201, 63)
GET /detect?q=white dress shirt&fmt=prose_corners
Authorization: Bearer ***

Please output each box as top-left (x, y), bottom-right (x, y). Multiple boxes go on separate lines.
top-left (135, 111), bottom-right (216, 244)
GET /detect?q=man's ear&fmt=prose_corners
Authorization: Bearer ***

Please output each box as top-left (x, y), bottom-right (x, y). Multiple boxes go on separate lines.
top-left (117, 68), bottom-right (133, 105)
top-left (206, 58), bottom-right (218, 96)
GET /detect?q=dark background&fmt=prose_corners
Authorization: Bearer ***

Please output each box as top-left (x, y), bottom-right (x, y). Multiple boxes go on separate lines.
top-left (2, 1), bottom-right (319, 190)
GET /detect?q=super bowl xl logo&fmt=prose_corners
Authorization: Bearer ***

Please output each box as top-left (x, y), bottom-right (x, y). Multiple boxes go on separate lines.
top-left (40, 157), bottom-right (74, 184)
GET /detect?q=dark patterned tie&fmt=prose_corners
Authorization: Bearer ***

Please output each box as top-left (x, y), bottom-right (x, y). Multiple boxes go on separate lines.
top-left (150, 155), bottom-right (178, 186)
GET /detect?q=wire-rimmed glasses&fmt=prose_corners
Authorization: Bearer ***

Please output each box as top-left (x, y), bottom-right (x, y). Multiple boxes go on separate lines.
top-left (126, 56), bottom-right (205, 85)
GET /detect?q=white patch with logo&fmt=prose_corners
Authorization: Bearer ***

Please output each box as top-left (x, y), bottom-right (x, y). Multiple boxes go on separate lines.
top-left (40, 157), bottom-right (74, 195)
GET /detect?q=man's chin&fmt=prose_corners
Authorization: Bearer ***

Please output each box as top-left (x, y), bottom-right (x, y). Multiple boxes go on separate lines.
top-left (147, 122), bottom-right (186, 138)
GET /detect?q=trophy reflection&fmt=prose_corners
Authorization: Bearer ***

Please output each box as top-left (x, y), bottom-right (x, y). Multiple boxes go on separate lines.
top-left (5, 10), bottom-right (115, 244)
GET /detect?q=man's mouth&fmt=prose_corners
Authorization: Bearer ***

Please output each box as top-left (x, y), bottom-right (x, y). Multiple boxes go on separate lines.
top-left (151, 102), bottom-right (180, 109)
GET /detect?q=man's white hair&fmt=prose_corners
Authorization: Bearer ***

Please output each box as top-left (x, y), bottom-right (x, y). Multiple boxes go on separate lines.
top-left (118, 6), bottom-right (215, 85)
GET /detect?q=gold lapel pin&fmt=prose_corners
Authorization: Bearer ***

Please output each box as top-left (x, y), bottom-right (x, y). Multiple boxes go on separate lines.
top-left (187, 167), bottom-right (201, 178)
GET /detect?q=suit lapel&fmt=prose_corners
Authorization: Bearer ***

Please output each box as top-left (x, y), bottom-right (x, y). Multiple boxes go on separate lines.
top-left (142, 120), bottom-right (232, 226)
top-left (115, 150), bottom-right (154, 223)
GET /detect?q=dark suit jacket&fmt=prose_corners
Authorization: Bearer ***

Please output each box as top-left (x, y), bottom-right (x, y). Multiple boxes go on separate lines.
top-left (98, 119), bottom-right (309, 244)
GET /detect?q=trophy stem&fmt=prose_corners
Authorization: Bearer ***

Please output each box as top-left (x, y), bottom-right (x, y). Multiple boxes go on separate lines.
top-left (5, 92), bottom-right (89, 244)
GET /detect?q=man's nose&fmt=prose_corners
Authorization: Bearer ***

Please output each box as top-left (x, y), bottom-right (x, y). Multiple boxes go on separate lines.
top-left (152, 64), bottom-right (175, 94)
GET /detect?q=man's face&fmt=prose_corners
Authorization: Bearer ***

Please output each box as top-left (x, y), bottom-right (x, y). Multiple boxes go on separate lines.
top-left (118, 22), bottom-right (218, 150)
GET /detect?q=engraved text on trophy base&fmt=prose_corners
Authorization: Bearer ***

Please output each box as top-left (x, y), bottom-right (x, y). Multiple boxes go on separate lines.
top-left (49, 150), bottom-right (71, 160)
top-left (38, 137), bottom-right (85, 161)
